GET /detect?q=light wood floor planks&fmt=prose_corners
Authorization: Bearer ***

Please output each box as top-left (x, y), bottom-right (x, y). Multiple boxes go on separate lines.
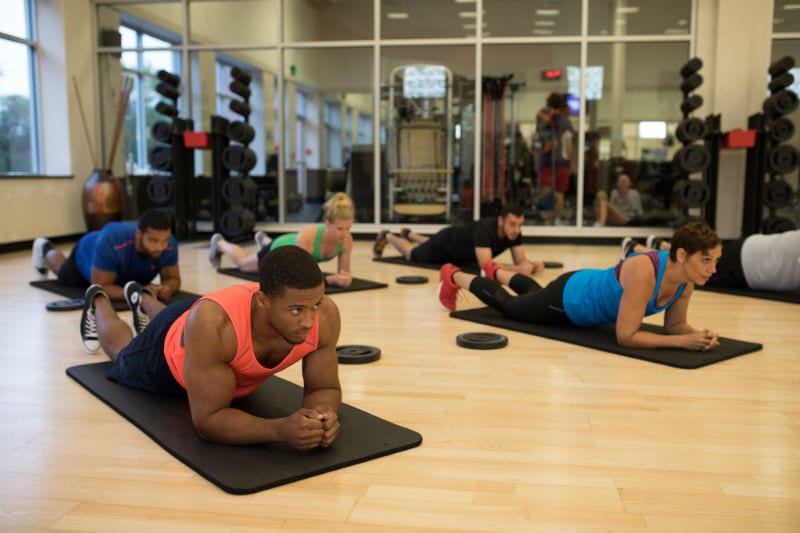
top-left (1, 237), bottom-right (798, 533)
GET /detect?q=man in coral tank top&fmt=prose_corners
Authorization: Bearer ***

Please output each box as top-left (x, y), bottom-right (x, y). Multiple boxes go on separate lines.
top-left (78, 245), bottom-right (341, 451)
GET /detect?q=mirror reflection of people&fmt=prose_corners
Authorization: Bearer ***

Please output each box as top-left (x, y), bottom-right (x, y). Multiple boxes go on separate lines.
top-left (209, 193), bottom-right (355, 288)
top-left (594, 174), bottom-right (644, 226)
top-left (438, 221), bottom-right (723, 351)
top-left (532, 93), bottom-right (576, 225)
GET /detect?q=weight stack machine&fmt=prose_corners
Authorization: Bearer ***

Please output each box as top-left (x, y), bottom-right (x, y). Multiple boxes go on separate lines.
top-left (670, 57), bottom-right (716, 225)
top-left (213, 67), bottom-right (258, 241)
top-left (743, 55), bottom-right (799, 235)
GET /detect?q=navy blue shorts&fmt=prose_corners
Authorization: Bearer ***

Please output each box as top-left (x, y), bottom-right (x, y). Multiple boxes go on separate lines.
top-left (106, 297), bottom-right (199, 395)
top-left (57, 243), bottom-right (88, 287)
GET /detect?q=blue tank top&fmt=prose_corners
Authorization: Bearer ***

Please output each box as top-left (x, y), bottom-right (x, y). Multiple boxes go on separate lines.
top-left (562, 250), bottom-right (686, 327)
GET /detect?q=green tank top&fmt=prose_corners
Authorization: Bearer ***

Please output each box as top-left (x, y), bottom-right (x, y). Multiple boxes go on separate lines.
top-left (269, 225), bottom-right (343, 262)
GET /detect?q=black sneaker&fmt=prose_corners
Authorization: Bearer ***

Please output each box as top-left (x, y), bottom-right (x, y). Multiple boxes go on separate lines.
top-left (373, 230), bottom-right (389, 259)
top-left (81, 284), bottom-right (107, 353)
top-left (124, 281), bottom-right (150, 334)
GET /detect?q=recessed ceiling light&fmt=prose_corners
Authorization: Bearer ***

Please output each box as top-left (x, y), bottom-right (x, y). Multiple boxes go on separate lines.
top-left (664, 28), bottom-right (686, 34)
top-left (387, 12), bottom-right (409, 19)
top-left (459, 11), bottom-right (476, 18)
top-left (783, 3), bottom-right (800, 9)
top-left (454, 0), bottom-right (476, 3)
top-left (535, 20), bottom-right (556, 26)
top-left (536, 9), bottom-right (560, 16)
top-left (677, 19), bottom-right (688, 26)
top-left (463, 23), bottom-right (476, 29)
top-left (533, 29), bottom-right (553, 35)
top-left (617, 6), bottom-right (640, 14)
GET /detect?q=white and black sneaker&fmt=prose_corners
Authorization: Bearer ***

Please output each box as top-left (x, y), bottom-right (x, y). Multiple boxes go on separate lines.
top-left (32, 237), bottom-right (51, 276)
top-left (124, 281), bottom-right (150, 335)
top-left (80, 284), bottom-right (107, 353)
top-left (208, 233), bottom-right (223, 269)
top-left (619, 237), bottom-right (637, 261)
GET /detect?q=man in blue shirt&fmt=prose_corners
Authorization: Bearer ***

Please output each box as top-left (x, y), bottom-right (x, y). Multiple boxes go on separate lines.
top-left (32, 209), bottom-right (181, 302)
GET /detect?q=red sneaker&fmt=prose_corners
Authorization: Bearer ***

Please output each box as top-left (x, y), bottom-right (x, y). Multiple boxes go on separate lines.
top-left (480, 260), bottom-right (500, 282)
top-left (437, 263), bottom-right (461, 311)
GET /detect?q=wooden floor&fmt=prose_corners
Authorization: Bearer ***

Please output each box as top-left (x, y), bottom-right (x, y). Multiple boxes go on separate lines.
top-left (2, 237), bottom-right (799, 533)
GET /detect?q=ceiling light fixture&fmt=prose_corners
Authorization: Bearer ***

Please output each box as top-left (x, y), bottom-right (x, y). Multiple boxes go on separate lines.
top-left (782, 4), bottom-right (800, 9)
top-left (536, 9), bottom-right (560, 16)
top-left (617, 6), bottom-right (640, 14)
top-left (533, 29), bottom-right (553, 35)
top-left (387, 12), bottom-right (409, 19)
top-left (535, 20), bottom-right (556, 26)
top-left (459, 11), bottom-right (476, 18)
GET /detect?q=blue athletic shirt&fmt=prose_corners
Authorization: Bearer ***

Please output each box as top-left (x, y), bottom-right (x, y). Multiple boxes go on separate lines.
top-left (74, 221), bottom-right (178, 285)
top-left (562, 250), bottom-right (686, 327)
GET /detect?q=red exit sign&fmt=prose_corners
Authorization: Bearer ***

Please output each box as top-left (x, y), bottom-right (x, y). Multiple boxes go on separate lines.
top-left (541, 68), bottom-right (562, 81)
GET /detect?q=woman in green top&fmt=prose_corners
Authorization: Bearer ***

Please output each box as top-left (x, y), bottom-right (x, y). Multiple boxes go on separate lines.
top-left (209, 192), bottom-right (355, 287)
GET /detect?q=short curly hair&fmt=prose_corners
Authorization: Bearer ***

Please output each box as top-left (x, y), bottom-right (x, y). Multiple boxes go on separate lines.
top-left (258, 245), bottom-right (324, 297)
top-left (669, 221), bottom-right (721, 261)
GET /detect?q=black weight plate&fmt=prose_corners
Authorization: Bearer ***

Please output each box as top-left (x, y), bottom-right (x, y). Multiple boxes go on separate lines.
top-left (764, 180), bottom-right (794, 209)
top-left (762, 215), bottom-right (797, 234)
top-left (146, 176), bottom-right (173, 204)
top-left (544, 261), bottom-right (563, 269)
top-left (46, 298), bottom-right (84, 311)
top-left (767, 144), bottom-right (800, 174)
top-left (456, 332), bottom-right (509, 350)
top-left (396, 275), bottom-right (428, 284)
top-left (336, 345), bottom-right (381, 364)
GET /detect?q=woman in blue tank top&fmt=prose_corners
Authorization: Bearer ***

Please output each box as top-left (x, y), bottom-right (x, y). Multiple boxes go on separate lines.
top-left (438, 222), bottom-right (723, 351)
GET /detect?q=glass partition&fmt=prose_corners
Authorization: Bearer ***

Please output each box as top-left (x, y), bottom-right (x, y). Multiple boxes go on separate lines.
top-left (283, 47), bottom-right (373, 222)
top-left (381, 46), bottom-right (476, 224)
top-left (585, 42), bottom-right (689, 228)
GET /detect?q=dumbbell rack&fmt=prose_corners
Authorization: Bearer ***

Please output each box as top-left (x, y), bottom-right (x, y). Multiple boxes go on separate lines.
top-left (742, 55), bottom-right (799, 236)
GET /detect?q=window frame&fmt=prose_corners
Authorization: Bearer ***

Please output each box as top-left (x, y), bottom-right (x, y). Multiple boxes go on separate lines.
top-left (0, 0), bottom-right (41, 176)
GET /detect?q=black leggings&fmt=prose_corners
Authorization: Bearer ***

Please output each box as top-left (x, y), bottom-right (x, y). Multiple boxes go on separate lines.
top-left (468, 272), bottom-right (576, 326)
top-left (705, 238), bottom-right (747, 288)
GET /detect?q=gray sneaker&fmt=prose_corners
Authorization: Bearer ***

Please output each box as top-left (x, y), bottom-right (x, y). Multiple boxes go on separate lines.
top-left (80, 284), bottom-right (107, 353)
top-left (209, 233), bottom-right (223, 269)
top-left (124, 281), bottom-right (150, 334)
top-left (254, 231), bottom-right (271, 251)
top-left (32, 237), bottom-right (51, 276)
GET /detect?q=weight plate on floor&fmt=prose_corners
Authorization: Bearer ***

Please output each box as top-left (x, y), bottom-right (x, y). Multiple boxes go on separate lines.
top-left (544, 261), bottom-right (563, 269)
top-left (336, 345), bottom-right (381, 364)
top-left (46, 298), bottom-right (84, 311)
top-left (396, 275), bottom-right (428, 284)
top-left (456, 332), bottom-right (509, 350)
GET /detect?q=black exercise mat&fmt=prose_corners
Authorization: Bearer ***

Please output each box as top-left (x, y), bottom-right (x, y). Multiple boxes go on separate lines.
top-left (696, 284), bottom-right (800, 304)
top-left (216, 268), bottom-right (388, 294)
top-left (30, 280), bottom-right (200, 311)
top-left (449, 306), bottom-right (762, 369)
top-left (66, 362), bottom-right (422, 494)
top-left (373, 256), bottom-right (563, 272)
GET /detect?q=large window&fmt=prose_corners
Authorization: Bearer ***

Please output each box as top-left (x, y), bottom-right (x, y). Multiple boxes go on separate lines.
top-left (114, 23), bottom-right (181, 174)
top-left (0, 0), bottom-right (38, 174)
